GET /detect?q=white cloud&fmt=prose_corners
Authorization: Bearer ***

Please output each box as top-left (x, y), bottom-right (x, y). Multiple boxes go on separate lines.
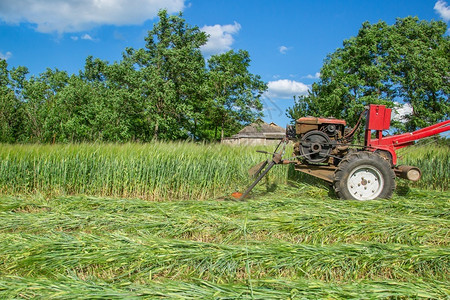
top-left (70, 33), bottom-right (96, 41)
top-left (200, 22), bottom-right (241, 54)
top-left (435, 0), bottom-right (450, 21)
top-left (81, 34), bottom-right (94, 41)
top-left (392, 102), bottom-right (413, 123)
top-left (279, 45), bottom-right (291, 54)
top-left (304, 72), bottom-right (321, 79)
top-left (0, 51), bottom-right (12, 60)
top-left (0, 0), bottom-right (185, 33)
top-left (266, 79), bottom-right (310, 99)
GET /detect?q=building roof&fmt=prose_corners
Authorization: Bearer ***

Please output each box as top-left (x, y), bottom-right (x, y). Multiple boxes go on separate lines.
top-left (230, 119), bottom-right (285, 139)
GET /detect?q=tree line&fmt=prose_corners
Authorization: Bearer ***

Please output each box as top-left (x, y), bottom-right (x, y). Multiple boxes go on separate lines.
top-left (287, 17), bottom-right (449, 133)
top-left (1, 14), bottom-right (448, 144)
top-left (0, 10), bottom-right (267, 143)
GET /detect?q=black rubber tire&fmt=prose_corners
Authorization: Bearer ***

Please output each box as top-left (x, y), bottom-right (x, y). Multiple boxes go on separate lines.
top-left (333, 151), bottom-right (396, 200)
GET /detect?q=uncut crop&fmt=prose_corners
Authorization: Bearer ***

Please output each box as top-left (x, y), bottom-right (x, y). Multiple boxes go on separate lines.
top-left (0, 142), bottom-right (289, 200)
top-left (0, 142), bottom-right (448, 201)
top-left (396, 144), bottom-right (450, 190)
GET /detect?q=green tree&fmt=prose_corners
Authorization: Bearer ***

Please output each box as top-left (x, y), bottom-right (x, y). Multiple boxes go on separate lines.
top-left (287, 17), bottom-right (449, 132)
top-left (128, 9), bottom-right (209, 140)
top-left (0, 60), bottom-right (25, 142)
top-left (206, 50), bottom-right (267, 140)
top-left (81, 56), bottom-right (149, 142)
top-left (20, 68), bottom-right (69, 142)
top-left (45, 75), bottom-right (100, 142)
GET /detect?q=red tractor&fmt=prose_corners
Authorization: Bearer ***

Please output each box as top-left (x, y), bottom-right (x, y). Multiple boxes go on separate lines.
top-left (238, 104), bottom-right (449, 201)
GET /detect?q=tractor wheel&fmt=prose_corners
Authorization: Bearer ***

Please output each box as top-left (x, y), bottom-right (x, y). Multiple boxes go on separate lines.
top-left (333, 152), bottom-right (395, 200)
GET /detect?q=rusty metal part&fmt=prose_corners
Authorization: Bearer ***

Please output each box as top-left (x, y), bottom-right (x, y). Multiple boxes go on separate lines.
top-left (294, 164), bottom-right (337, 183)
top-left (296, 116), bottom-right (346, 126)
top-left (231, 192), bottom-right (243, 199)
top-left (237, 159), bottom-right (276, 200)
top-left (295, 117), bottom-right (346, 138)
top-left (394, 165), bottom-right (422, 181)
top-left (343, 108), bottom-right (367, 142)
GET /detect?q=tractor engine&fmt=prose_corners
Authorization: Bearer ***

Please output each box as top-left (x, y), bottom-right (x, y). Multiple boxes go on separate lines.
top-left (287, 117), bottom-right (348, 164)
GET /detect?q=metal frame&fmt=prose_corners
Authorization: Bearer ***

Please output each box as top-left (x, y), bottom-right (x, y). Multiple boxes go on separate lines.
top-left (365, 105), bottom-right (450, 165)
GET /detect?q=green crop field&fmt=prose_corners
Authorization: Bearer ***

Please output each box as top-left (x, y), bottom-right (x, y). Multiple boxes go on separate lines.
top-left (0, 142), bottom-right (449, 298)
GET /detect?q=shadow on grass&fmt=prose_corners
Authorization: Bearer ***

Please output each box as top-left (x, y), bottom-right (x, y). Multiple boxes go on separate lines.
top-left (286, 164), bottom-right (336, 198)
top-left (395, 180), bottom-right (411, 196)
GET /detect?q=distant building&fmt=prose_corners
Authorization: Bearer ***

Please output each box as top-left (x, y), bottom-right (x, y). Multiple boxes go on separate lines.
top-left (222, 119), bottom-right (286, 146)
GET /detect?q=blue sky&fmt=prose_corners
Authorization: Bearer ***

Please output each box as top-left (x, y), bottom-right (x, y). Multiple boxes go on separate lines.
top-left (0, 0), bottom-right (449, 128)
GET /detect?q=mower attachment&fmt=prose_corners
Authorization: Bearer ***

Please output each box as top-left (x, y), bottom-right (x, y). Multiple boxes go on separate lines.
top-left (234, 138), bottom-right (289, 201)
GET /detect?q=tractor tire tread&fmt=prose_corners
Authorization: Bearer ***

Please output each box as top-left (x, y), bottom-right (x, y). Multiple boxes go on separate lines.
top-left (333, 151), bottom-right (395, 200)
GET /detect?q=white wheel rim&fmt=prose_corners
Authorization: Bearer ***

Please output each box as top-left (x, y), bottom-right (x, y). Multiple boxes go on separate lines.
top-left (347, 164), bottom-right (384, 200)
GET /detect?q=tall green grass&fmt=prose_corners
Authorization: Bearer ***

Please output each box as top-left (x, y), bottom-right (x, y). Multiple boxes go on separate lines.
top-left (0, 142), bottom-right (289, 200)
top-left (396, 144), bottom-right (450, 190)
top-left (0, 142), bottom-right (447, 200)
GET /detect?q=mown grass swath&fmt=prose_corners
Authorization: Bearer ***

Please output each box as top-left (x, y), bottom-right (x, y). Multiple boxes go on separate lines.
top-left (1, 188), bottom-right (448, 246)
top-left (0, 189), bottom-right (449, 298)
top-left (0, 142), bottom-right (448, 200)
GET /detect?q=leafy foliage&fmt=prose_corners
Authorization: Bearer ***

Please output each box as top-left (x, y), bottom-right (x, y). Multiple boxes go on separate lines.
top-left (0, 10), bottom-right (266, 143)
top-left (206, 50), bottom-right (266, 140)
top-left (287, 17), bottom-right (449, 132)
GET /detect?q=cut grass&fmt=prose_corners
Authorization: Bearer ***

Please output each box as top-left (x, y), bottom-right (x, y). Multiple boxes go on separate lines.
top-left (1, 232), bottom-right (448, 282)
top-left (0, 186), bottom-right (449, 298)
top-left (1, 276), bottom-right (448, 299)
top-left (1, 187), bottom-right (448, 246)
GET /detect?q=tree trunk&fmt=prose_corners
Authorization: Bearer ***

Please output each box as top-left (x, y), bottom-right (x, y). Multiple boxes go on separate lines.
top-left (154, 121), bottom-right (159, 140)
top-left (221, 120), bottom-right (224, 142)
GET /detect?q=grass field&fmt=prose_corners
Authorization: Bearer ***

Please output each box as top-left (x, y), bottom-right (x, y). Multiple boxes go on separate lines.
top-left (0, 185), bottom-right (449, 298)
top-left (0, 142), bottom-right (449, 298)
top-left (0, 142), bottom-right (448, 201)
